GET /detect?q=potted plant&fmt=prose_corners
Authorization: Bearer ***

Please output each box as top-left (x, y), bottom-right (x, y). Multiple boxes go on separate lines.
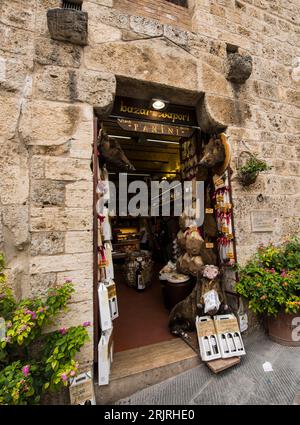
top-left (237, 152), bottom-right (272, 186)
top-left (235, 238), bottom-right (300, 346)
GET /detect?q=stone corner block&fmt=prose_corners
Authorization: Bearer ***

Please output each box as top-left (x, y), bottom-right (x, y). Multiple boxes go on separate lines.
top-left (47, 8), bottom-right (88, 46)
top-left (225, 53), bottom-right (253, 84)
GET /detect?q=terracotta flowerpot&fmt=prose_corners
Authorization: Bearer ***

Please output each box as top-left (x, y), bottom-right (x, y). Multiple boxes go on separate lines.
top-left (267, 311), bottom-right (300, 346)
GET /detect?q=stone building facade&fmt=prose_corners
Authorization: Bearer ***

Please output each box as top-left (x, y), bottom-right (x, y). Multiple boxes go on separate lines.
top-left (0, 0), bottom-right (299, 371)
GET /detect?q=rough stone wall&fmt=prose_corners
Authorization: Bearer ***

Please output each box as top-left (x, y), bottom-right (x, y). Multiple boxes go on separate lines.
top-left (0, 0), bottom-right (299, 370)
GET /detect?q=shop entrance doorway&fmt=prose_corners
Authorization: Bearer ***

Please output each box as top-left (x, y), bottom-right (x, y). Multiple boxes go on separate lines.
top-left (102, 116), bottom-right (183, 352)
top-left (93, 94), bottom-right (203, 394)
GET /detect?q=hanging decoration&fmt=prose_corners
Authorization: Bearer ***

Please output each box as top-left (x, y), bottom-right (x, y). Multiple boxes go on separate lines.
top-left (212, 171), bottom-right (236, 266)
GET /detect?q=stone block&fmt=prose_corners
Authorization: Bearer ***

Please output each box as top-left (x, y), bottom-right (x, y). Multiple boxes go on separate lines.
top-left (34, 66), bottom-right (75, 102)
top-left (20, 100), bottom-right (81, 146)
top-left (0, 56), bottom-right (33, 93)
top-left (89, 21), bottom-right (122, 44)
top-left (90, 6), bottom-right (129, 30)
top-left (31, 179), bottom-right (65, 206)
top-left (88, 0), bottom-right (113, 5)
top-left (47, 8), bottom-right (88, 46)
top-left (197, 94), bottom-right (252, 133)
top-left (75, 339), bottom-right (93, 369)
top-left (30, 272), bottom-right (57, 298)
top-left (84, 39), bottom-right (198, 91)
top-left (34, 66), bottom-right (115, 113)
top-left (77, 70), bottom-right (116, 115)
top-left (0, 92), bottom-right (22, 140)
top-left (201, 62), bottom-right (233, 97)
top-left (34, 37), bottom-right (82, 68)
top-left (0, 140), bottom-right (29, 205)
top-left (0, 0), bottom-right (36, 32)
top-left (35, 1), bottom-right (63, 37)
top-left (2, 205), bottom-right (29, 249)
top-left (65, 181), bottom-right (93, 208)
top-left (30, 231), bottom-right (65, 256)
top-left (44, 157), bottom-right (92, 181)
top-left (0, 168), bottom-right (29, 206)
top-left (56, 267), bottom-right (93, 303)
top-left (0, 23), bottom-right (34, 56)
top-left (44, 300), bottom-right (93, 332)
top-left (65, 231), bottom-right (92, 254)
top-left (225, 53), bottom-right (253, 84)
top-left (30, 252), bottom-right (93, 274)
top-left (69, 120), bottom-right (93, 159)
top-left (129, 16), bottom-right (163, 37)
top-left (31, 156), bottom-right (45, 179)
top-left (30, 207), bottom-right (92, 232)
top-left (163, 25), bottom-right (188, 47)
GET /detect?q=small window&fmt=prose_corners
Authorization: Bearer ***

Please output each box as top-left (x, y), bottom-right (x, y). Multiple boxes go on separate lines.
top-left (62, 1), bottom-right (82, 11)
top-left (165, 0), bottom-right (188, 7)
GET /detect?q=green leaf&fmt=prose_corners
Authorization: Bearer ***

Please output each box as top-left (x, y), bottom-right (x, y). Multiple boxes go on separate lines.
top-left (51, 360), bottom-right (58, 370)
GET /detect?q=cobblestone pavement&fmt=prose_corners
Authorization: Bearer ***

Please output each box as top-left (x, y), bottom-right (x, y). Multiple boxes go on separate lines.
top-left (116, 330), bottom-right (300, 405)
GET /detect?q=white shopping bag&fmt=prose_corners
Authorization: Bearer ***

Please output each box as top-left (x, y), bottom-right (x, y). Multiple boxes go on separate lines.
top-left (237, 298), bottom-right (248, 333)
top-left (98, 329), bottom-right (113, 386)
top-left (98, 282), bottom-right (112, 331)
top-left (203, 289), bottom-right (221, 315)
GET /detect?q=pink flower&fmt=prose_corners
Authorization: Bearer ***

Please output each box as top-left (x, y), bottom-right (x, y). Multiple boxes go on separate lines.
top-left (31, 311), bottom-right (37, 320)
top-left (4, 336), bottom-right (11, 343)
top-left (281, 270), bottom-right (287, 277)
top-left (38, 307), bottom-right (45, 313)
top-left (61, 373), bottom-right (68, 382)
top-left (270, 268), bottom-right (275, 274)
top-left (20, 325), bottom-right (27, 332)
top-left (6, 321), bottom-right (12, 329)
top-left (59, 327), bottom-right (67, 335)
top-left (22, 365), bottom-right (30, 377)
top-left (83, 321), bottom-right (91, 327)
top-left (70, 370), bottom-right (76, 377)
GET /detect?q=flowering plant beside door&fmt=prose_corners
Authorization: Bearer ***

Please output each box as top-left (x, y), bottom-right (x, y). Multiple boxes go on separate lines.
top-left (0, 253), bottom-right (90, 405)
top-left (235, 238), bottom-right (300, 316)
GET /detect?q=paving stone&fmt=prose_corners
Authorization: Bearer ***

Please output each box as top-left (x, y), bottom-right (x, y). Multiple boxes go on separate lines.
top-left (116, 331), bottom-right (300, 405)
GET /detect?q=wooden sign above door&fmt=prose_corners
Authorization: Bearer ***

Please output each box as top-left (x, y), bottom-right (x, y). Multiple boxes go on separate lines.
top-left (112, 96), bottom-right (197, 126)
top-left (117, 118), bottom-right (194, 137)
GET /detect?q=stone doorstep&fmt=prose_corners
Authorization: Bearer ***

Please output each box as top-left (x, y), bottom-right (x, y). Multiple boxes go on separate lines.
top-left (94, 339), bottom-right (200, 405)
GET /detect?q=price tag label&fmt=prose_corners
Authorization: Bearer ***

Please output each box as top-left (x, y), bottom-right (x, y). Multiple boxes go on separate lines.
top-left (213, 175), bottom-right (225, 189)
top-left (205, 208), bottom-right (214, 214)
top-left (205, 242), bottom-right (214, 249)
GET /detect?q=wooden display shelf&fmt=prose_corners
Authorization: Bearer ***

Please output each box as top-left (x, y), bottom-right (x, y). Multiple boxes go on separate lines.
top-left (112, 252), bottom-right (128, 259)
top-left (113, 239), bottom-right (140, 246)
